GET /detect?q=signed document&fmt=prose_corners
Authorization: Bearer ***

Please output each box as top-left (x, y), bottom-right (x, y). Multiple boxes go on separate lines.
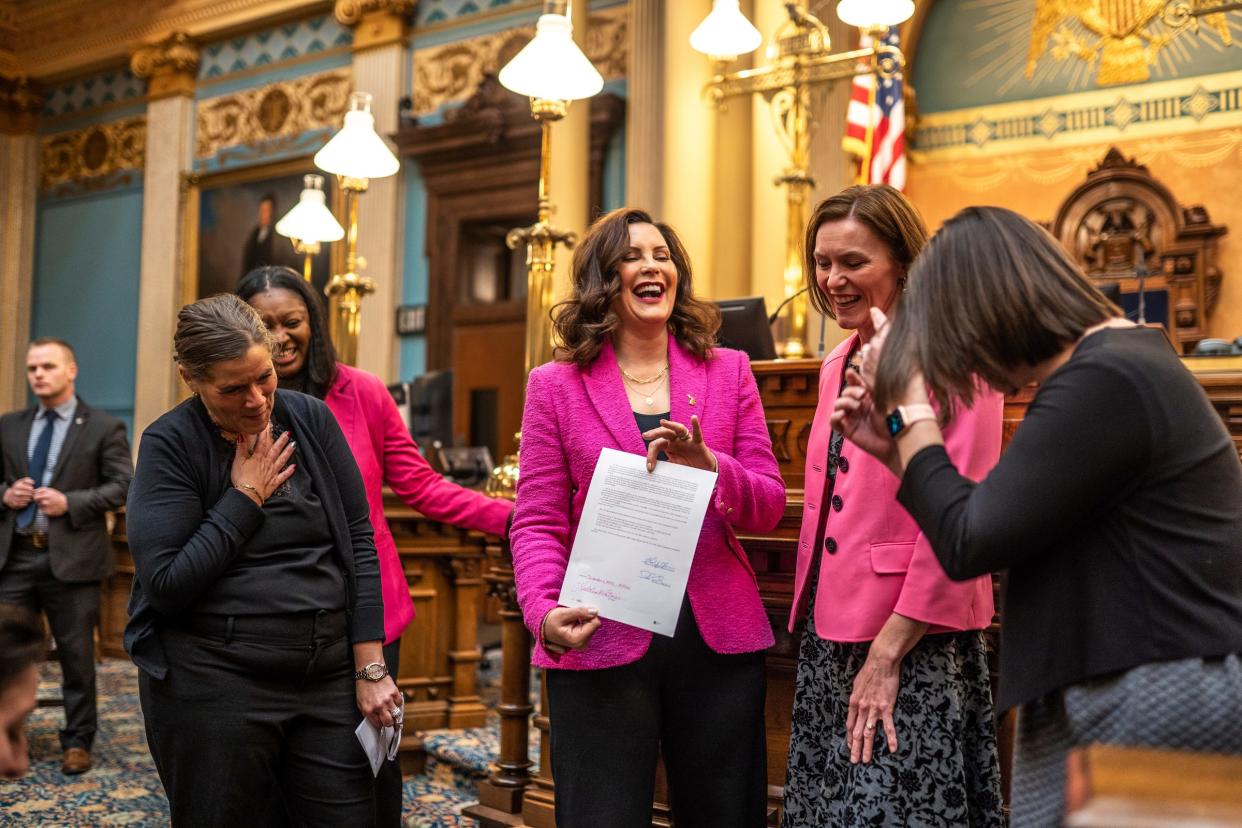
top-left (558, 447), bottom-right (718, 636)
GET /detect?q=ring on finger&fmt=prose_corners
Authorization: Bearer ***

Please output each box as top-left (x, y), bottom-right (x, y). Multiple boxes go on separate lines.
top-left (865, 721), bottom-right (876, 731)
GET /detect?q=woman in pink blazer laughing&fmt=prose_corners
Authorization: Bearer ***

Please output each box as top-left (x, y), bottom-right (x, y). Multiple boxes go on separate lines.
top-left (781, 186), bottom-right (1005, 828)
top-left (510, 207), bottom-right (785, 828)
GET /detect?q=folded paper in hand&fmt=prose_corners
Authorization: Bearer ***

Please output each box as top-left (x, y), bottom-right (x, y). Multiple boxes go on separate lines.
top-left (355, 707), bottom-right (402, 777)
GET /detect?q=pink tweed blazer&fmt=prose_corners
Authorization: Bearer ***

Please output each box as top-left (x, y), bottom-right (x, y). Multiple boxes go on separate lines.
top-left (788, 334), bottom-right (1002, 641)
top-left (511, 338), bottom-right (785, 670)
top-left (326, 364), bottom-right (513, 644)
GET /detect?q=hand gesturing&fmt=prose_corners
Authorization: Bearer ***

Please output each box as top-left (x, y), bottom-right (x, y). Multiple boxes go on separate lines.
top-left (641, 415), bottom-right (717, 474)
top-left (230, 429), bottom-right (296, 506)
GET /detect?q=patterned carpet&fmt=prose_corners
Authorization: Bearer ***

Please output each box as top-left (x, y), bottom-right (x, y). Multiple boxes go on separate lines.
top-left (0, 657), bottom-right (538, 827)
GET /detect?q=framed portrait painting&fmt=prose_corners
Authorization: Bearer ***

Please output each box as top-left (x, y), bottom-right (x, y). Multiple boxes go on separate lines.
top-left (183, 158), bottom-right (341, 302)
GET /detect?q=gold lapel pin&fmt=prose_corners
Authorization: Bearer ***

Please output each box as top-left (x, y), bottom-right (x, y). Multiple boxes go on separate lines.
top-left (687, 394), bottom-right (696, 406)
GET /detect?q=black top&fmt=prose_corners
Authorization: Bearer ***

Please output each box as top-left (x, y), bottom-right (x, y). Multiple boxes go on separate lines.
top-left (124, 390), bottom-right (383, 680)
top-left (207, 451), bottom-right (346, 615)
top-left (898, 327), bottom-right (1242, 710)
top-left (635, 411), bottom-right (670, 461)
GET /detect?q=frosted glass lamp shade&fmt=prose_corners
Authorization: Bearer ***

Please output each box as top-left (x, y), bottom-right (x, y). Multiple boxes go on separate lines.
top-left (313, 92), bottom-right (400, 180)
top-left (836, 0), bottom-right (914, 29)
top-left (498, 13), bottom-right (603, 101)
top-left (276, 175), bottom-right (344, 244)
top-left (689, 0), bottom-right (763, 59)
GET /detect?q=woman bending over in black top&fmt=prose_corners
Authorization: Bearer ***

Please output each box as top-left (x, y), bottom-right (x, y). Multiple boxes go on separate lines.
top-left (833, 206), bottom-right (1242, 827)
top-left (126, 295), bottom-right (401, 827)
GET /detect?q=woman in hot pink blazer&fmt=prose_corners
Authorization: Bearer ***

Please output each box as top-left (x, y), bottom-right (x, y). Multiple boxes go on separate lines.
top-left (781, 186), bottom-right (1005, 828)
top-left (511, 208), bottom-right (784, 828)
top-left (239, 267), bottom-right (512, 827)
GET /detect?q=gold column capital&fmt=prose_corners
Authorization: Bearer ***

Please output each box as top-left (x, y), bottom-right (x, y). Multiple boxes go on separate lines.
top-left (0, 74), bottom-right (43, 135)
top-left (335, 0), bottom-right (416, 51)
top-left (131, 31), bottom-right (200, 101)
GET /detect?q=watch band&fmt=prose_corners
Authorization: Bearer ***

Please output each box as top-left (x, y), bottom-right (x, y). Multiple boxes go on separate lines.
top-left (354, 662), bottom-right (388, 682)
top-left (886, 403), bottom-right (936, 437)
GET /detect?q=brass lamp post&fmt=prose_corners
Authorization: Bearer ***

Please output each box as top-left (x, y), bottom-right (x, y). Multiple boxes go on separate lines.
top-left (691, 0), bottom-right (911, 359)
top-left (313, 91), bottom-right (400, 365)
top-left (485, 0), bottom-right (603, 500)
top-left (275, 174), bottom-right (345, 282)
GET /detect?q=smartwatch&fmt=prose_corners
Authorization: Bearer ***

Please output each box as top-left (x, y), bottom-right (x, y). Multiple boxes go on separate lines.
top-left (354, 662), bottom-right (389, 682)
top-left (885, 403), bottom-right (936, 437)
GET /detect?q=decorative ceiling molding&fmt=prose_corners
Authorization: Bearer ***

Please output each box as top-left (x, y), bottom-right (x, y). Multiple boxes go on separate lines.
top-left (195, 67), bottom-right (351, 160)
top-left (131, 32), bottom-right (201, 99)
top-left (8, 0), bottom-right (332, 82)
top-left (0, 73), bottom-right (43, 134)
top-left (333, 0), bottom-right (417, 27)
top-left (411, 3), bottom-right (626, 117)
top-left (40, 115), bottom-right (146, 191)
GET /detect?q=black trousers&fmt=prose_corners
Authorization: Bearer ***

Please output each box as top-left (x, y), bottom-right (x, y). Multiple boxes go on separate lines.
top-left (0, 538), bottom-right (100, 751)
top-left (545, 605), bottom-right (768, 828)
top-left (139, 610), bottom-right (374, 828)
top-left (374, 638), bottom-right (403, 827)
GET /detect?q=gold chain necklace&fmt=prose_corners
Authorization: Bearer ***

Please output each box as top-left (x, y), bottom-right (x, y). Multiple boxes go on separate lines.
top-left (623, 371), bottom-right (668, 409)
top-left (618, 363), bottom-right (669, 385)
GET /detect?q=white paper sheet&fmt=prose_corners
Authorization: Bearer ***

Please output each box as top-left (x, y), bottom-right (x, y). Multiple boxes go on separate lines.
top-left (354, 704), bottom-right (403, 777)
top-left (558, 447), bottom-right (718, 636)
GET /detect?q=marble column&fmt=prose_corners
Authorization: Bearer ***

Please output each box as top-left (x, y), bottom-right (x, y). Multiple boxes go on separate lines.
top-left (0, 78), bottom-right (41, 411)
top-left (625, 0), bottom-right (664, 218)
top-left (337, 0), bottom-right (414, 382)
top-left (131, 33), bottom-right (199, 444)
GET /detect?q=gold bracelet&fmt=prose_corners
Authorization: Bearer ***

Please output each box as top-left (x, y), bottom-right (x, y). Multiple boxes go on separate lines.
top-left (236, 483), bottom-right (260, 498)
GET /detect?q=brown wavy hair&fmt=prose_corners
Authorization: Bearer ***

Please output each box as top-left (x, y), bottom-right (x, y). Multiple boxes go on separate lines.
top-left (552, 207), bottom-right (720, 368)
top-left (803, 184), bottom-right (929, 318)
top-left (873, 206), bottom-right (1119, 422)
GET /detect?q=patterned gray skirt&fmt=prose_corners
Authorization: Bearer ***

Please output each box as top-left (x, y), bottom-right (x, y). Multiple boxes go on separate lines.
top-left (782, 625), bottom-right (1006, 828)
top-left (1011, 653), bottom-right (1242, 827)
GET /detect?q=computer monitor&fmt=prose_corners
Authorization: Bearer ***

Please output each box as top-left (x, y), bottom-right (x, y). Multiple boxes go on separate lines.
top-left (715, 297), bottom-right (778, 361)
top-left (389, 369), bottom-right (454, 452)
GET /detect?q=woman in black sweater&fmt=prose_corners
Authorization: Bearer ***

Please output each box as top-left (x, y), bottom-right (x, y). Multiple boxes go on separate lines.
top-left (833, 207), bottom-right (1242, 826)
top-left (126, 295), bottom-right (401, 827)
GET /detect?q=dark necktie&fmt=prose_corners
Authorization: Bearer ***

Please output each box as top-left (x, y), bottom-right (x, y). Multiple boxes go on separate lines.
top-left (17, 409), bottom-right (57, 530)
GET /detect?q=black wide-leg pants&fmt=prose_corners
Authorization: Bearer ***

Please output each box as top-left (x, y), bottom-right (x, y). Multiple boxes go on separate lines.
top-left (139, 610), bottom-right (374, 828)
top-left (545, 604), bottom-right (768, 828)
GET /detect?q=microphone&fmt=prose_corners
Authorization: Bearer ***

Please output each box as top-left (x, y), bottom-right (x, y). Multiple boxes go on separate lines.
top-left (768, 287), bottom-right (810, 324)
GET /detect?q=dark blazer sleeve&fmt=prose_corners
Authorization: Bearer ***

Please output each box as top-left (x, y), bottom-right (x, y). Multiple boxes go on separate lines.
top-left (897, 359), bottom-right (1152, 579)
top-left (126, 428), bottom-right (266, 616)
top-left (312, 398), bottom-right (384, 642)
top-left (65, 416), bottom-right (133, 529)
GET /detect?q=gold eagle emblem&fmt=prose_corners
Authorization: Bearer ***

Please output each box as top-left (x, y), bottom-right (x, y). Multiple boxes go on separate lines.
top-left (1026, 0), bottom-right (1233, 85)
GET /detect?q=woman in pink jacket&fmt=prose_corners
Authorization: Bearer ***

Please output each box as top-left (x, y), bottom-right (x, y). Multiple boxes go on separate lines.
top-left (511, 207), bottom-right (785, 828)
top-left (781, 186), bottom-right (1005, 827)
top-left (238, 266), bottom-right (512, 827)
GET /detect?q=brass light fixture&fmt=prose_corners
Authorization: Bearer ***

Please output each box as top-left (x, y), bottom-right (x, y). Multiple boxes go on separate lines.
top-left (274, 174), bottom-right (345, 282)
top-left (485, 0), bottom-right (603, 499)
top-left (692, 0), bottom-right (911, 359)
top-left (313, 91), bottom-right (401, 365)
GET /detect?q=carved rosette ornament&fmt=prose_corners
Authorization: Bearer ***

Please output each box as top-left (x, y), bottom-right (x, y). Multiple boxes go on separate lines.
top-left (130, 31), bottom-right (199, 100)
top-left (0, 74), bottom-right (43, 134)
top-left (196, 70), bottom-right (352, 161)
top-left (40, 117), bottom-right (146, 191)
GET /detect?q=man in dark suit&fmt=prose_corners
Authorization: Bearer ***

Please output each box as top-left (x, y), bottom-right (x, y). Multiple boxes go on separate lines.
top-left (241, 192), bottom-right (284, 278)
top-left (0, 338), bottom-right (132, 775)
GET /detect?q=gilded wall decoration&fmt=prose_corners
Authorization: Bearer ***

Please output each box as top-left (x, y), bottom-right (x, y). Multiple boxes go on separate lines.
top-left (913, 70), bottom-right (1242, 157)
top-left (40, 116), bottom-right (146, 190)
top-left (411, 4), bottom-right (627, 116)
top-left (196, 69), bottom-right (351, 161)
top-left (1027, 0), bottom-right (1233, 86)
top-left (334, 0), bottom-right (418, 27)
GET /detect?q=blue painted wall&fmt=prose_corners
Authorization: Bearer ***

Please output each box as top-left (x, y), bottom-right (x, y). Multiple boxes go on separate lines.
top-left (31, 187), bottom-right (143, 437)
top-left (400, 161), bottom-right (430, 381)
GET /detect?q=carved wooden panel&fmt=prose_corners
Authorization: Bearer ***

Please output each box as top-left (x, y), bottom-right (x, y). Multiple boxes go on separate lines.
top-left (1051, 148), bottom-right (1227, 353)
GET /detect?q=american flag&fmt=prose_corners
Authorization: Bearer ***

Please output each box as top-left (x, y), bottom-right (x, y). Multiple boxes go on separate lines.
top-left (842, 28), bottom-right (905, 190)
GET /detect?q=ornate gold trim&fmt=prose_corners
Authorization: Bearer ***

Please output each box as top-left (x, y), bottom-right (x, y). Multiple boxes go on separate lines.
top-left (40, 116), bottom-right (146, 190)
top-left (333, 0), bottom-right (416, 27)
top-left (131, 32), bottom-right (201, 100)
top-left (410, 4), bottom-right (626, 117)
top-left (195, 68), bottom-right (351, 160)
top-left (0, 74), bottom-right (43, 135)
